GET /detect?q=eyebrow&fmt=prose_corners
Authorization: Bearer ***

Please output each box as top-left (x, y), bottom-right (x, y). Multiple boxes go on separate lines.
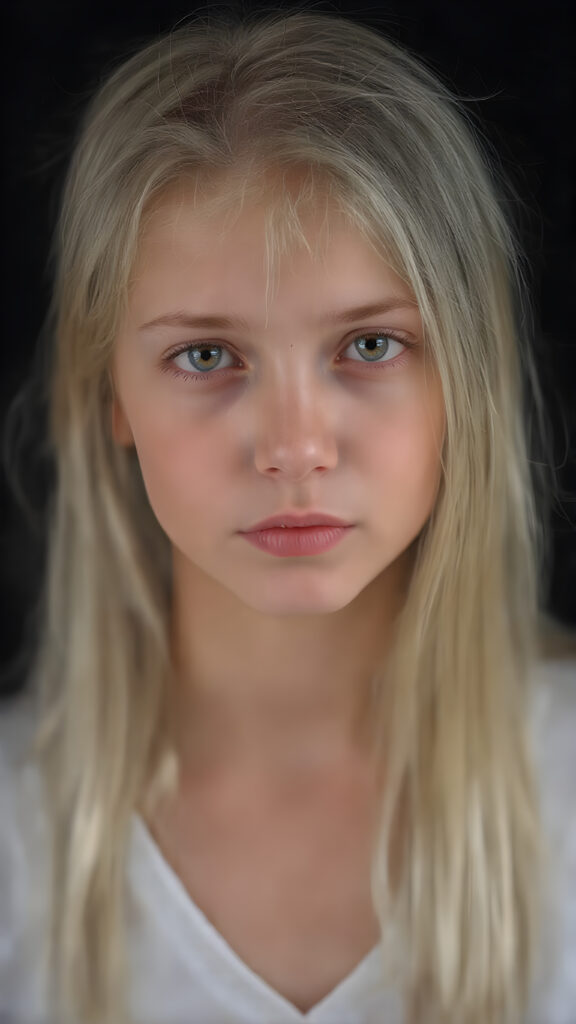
top-left (139, 298), bottom-right (418, 333)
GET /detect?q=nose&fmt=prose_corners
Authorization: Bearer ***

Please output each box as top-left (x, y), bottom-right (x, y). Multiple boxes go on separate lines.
top-left (252, 372), bottom-right (339, 482)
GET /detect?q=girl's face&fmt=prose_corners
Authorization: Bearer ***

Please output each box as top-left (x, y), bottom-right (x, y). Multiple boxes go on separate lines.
top-left (111, 185), bottom-right (445, 617)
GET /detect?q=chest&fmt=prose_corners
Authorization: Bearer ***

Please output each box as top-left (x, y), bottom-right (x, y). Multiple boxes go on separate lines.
top-left (149, 769), bottom-right (382, 1013)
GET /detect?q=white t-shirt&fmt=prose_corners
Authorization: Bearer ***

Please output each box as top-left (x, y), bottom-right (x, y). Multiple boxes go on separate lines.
top-left (1, 658), bottom-right (575, 1024)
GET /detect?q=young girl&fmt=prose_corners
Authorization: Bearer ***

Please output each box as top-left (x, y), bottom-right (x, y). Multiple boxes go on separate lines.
top-left (1, 8), bottom-right (575, 1024)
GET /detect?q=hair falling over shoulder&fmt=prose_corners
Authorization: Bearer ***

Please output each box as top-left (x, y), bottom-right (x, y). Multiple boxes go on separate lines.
top-left (6, 7), bottom-right (562, 1023)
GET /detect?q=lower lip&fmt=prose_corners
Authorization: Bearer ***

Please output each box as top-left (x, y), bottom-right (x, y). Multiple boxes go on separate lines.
top-left (241, 525), bottom-right (353, 557)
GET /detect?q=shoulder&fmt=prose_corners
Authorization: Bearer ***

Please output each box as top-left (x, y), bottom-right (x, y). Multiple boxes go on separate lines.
top-left (530, 654), bottom-right (576, 788)
top-left (0, 689), bottom-right (44, 827)
top-left (0, 691), bottom-right (52, 1012)
top-left (0, 687), bottom-right (47, 883)
top-left (529, 654), bottom-right (576, 845)
top-left (0, 687), bottom-right (49, 873)
top-left (529, 654), bottom-right (576, 916)
top-left (0, 688), bottom-right (40, 763)
top-left (0, 688), bottom-right (50, 875)
top-left (527, 655), bottom-right (576, 1020)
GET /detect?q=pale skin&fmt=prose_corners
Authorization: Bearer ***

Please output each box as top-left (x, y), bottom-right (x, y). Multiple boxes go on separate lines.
top-left (110, 180), bottom-right (446, 1009)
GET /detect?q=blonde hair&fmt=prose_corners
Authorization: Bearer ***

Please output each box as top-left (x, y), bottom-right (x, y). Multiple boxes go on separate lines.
top-left (5, 7), bottom-right (563, 1023)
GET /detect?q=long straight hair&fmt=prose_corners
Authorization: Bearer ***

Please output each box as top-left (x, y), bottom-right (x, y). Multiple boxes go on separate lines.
top-left (7, 9), bottom-right (562, 1023)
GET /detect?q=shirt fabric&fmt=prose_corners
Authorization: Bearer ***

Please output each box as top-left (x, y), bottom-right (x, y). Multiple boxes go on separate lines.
top-left (0, 657), bottom-right (575, 1024)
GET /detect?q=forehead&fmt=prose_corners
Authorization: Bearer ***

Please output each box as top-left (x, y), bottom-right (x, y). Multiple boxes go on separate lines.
top-left (139, 178), bottom-right (351, 260)
top-left (131, 177), bottom-right (411, 308)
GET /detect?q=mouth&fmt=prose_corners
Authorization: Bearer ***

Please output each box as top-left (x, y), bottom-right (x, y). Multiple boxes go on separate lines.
top-left (243, 512), bottom-right (353, 532)
top-left (240, 523), bottom-right (354, 557)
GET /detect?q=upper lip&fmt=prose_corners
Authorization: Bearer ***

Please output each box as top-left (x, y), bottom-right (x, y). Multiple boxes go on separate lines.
top-left (243, 511), bottom-right (353, 532)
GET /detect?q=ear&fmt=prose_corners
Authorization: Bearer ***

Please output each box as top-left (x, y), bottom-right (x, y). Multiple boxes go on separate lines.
top-left (111, 395), bottom-right (135, 447)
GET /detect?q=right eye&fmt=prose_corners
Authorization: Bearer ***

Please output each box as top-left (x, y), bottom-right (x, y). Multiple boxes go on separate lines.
top-left (161, 342), bottom-right (240, 381)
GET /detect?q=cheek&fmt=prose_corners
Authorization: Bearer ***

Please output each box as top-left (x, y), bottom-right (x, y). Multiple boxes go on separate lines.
top-left (369, 402), bottom-right (444, 511)
top-left (128, 410), bottom-right (231, 537)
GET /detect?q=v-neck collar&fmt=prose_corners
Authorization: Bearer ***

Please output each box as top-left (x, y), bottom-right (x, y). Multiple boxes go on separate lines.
top-left (130, 813), bottom-right (391, 1021)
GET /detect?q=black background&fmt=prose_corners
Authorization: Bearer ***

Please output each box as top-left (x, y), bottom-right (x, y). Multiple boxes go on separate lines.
top-left (1, 0), bottom-right (575, 694)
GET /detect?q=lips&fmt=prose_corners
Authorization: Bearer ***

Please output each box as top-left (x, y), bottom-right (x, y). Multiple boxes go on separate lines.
top-left (243, 511), bottom-right (352, 532)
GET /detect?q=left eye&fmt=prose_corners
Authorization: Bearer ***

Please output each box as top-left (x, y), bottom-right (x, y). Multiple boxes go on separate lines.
top-left (344, 332), bottom-right (406, 363)
top-left (166, 331), bottom-right (409, 378)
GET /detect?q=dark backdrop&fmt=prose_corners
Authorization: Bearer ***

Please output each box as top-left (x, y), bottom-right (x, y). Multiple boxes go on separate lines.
top-left (1, 0), bottom-right (575, 694)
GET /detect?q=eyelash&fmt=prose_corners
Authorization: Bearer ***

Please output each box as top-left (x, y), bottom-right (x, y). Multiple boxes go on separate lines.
top-left (159, 330), bottom-right (415, 384)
